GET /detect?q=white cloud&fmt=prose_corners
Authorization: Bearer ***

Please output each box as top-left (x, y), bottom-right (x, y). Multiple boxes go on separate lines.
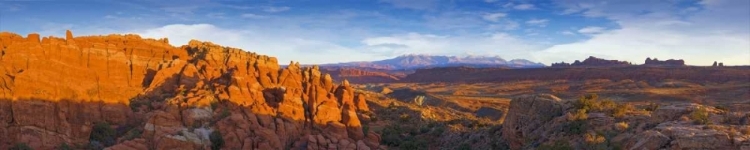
top-left (482, 13), bottom-right (507, 22)
top-left (577, 26), bottom-right (606, 34)
top-left (361, 32), bottom-right (543, 59)
top-left (241, 13), bottom-right (267, 19)
top-left (525, 19), bottom-right (549, 27)
top-left (132, 24), bottom-right (544, 64)
top-left (380, 0), bottom-right (439, 10)
top-left (206, 13), bottom-right (225, 19)
top-left (263, 6), bottom-right (290, 13)
top-left (484, 0), bottom-right (499, 3)
top-left (561, 31), bottom-right (575, 35)
top-left (134, 24), bottom-right (371, 64)
top-left (535, 0), bottom-right (750, 65)
top-left (513, 4), bottom-right (536, 10)
top-left (487, 20), bottom-right (520, 30)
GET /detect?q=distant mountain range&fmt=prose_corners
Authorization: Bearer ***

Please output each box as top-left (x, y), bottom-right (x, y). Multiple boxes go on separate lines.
top-left (318, 54), bottom-right (545, 70)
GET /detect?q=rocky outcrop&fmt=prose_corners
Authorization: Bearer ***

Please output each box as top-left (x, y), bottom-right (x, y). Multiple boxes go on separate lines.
top-left (501, 93), bottom-right (750, 150)
top-left (502, 94), bottom-right (568, 149)
top-left (0, 31), bottom-right (380, 149)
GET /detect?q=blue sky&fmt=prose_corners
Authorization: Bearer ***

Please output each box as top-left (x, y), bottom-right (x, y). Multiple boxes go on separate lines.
top-left (1, 0), bottom-right (748, 65)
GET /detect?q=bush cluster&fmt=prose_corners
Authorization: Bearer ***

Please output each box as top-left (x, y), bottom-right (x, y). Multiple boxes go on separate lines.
top-left (90, 122), bottom-right (117, 147)
top-left (210, 131), bottom-right (225, 150)
top-left (690, 107), bottom-right (711, 125)
top-left (574, 94), bottom-right (633, 118)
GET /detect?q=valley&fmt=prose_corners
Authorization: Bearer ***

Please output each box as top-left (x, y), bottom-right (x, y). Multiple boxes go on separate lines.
top-left (0, 31), bottom-right (748, 150)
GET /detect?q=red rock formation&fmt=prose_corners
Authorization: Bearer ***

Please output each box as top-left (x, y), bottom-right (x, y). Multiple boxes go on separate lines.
top-left (0, 31), bottom-right (380, 150)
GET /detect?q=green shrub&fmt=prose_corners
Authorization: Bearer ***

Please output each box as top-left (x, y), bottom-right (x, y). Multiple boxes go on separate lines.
top-left (128, 99), bottom-right (151, 112)
top-left (398, 137), bottom-right (428, 150)
top-left (432, 126), bottom-right (445, 136)
top-left (210, 100), bottom-right (220, 110)
top-left (575, 94), bottom-right (634, 117)
top-left (645, 103), bottom-right (660, 111)
top-left (123, 128), bottom-right (143, 141)
top-left (690, 107), bottom-right (711, 125)
top-left (419, 126), bottom-right (430, 134)
top-left (572, 109), bottom-right (589, 120)
top-left (10, 143), bottom-right (32, 150)
top-left (612, 104), bottom-right (634, 118)
top-left (715, 105), bottom-right (729, 111)
top-left (57, 143), bottom-right (72, 150)
top-left (399, 113), bottom-right (411, 122)
top-left (363, 125), bottom-right (370, 135)
top-left (537, 141), bottom-right (573, 150)
top-left (574, 94), bottom-right (599, 111)
top-left (562, 120), bottom-right (587, 135)
top-left (90, 122), bottom-right (116, 147)
top-left (457, 143), bottom-right (471, 150)
top-left (210, 131), bottom-right (225, 150)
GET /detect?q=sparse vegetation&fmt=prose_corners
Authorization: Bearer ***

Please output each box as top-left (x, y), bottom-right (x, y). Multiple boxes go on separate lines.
top-left (715, 105), bottom-right (729, 111)
top-left (584, 132), bottom-right (606, 144)
top-left (613, 103), bottom-right (634, 118)
top-left (615, 122), bottom-right (629, 131)
top-left (10, 143), bottom-right (32, 150)
top-left (363, 125), bottom-right (370, 135)
top-left (690, 107), bottom-right (711, 125)
top-left (645, 102), bottom-right (660, 111)
top-left (89, 121), bottom-right (116, 147)
top-left (569, 109), bottom-right (588, 121)
top-left (399, 113), bottom-right (411, 122)
top-left (58, 143), bottom-right (72, 150)
top-left (457, 143), bottom-right (472, 150)
top-left (210, 131), bottom-right (225, 150)
top-left (413, 95), bottom-right (425, 106)
top-left (562, 120), bottom-right (587, 135)
top-left (574, 93), bottom-right (633, 118)
top-left (537, 141), bottom-right (573, 150)
top-left (122, 128), bottom-right (143, 141)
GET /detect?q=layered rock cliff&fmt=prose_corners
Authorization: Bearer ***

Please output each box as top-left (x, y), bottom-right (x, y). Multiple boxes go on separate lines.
top-left (0, 31), bottom-right (380, 150)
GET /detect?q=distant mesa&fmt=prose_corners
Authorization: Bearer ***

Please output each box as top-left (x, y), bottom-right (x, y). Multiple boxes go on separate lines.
top-left (644, 57), bottom-right (685, 66)
top-left (551, 56), bottom-right (631, 67)
top-left (553, 56), bottom-right (692, 67)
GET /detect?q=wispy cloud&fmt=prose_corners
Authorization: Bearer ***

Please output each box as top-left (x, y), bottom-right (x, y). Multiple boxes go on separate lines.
top-left (263, 6), bottom-right (290, 13)
top-left (379, 0), bottom-right (439, 10)
top-left (526, 19), bottom-right (549, 27)
top-left (362, 32), bottom-right (543, 59)
top-left (513, 4), bottom-right (536, 10)
top-left (561, 31), bottom-right (575, 35)
top-left (0, 3), bottom-right (23, 12)
top-left (577, 26), bottom-right (606, 34)
top-left (482, 13), bottom-right (507, 22)
top-left (240, 13), bottom-right (267, 19)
